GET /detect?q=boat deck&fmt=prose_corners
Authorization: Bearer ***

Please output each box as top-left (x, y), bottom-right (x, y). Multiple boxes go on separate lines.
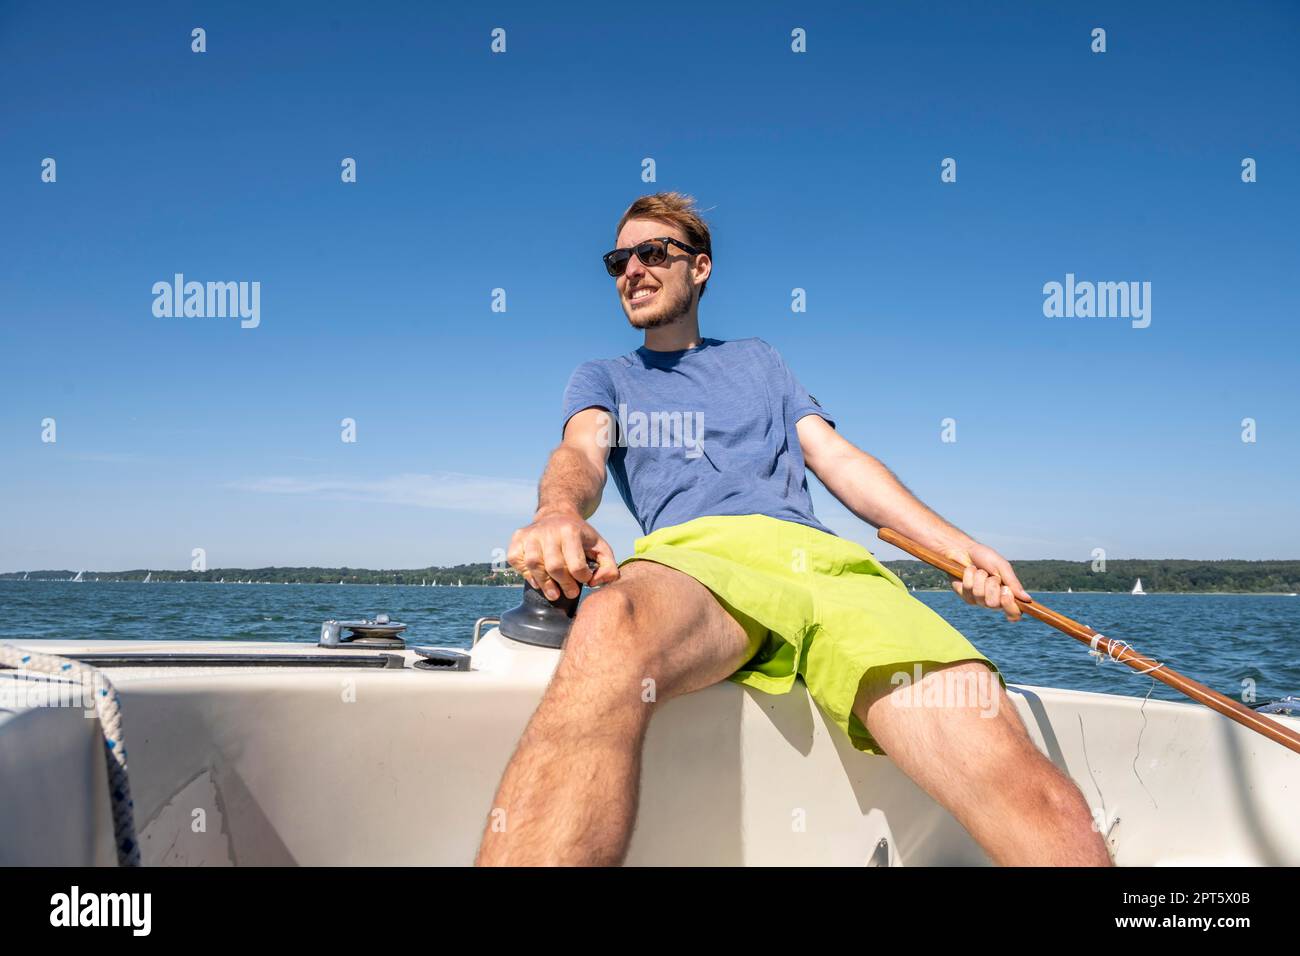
top-left (2, 636), bottom-right (1298, 866)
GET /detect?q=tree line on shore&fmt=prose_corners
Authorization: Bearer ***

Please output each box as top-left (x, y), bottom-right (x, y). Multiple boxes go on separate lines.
top-left (883, 559), bottom-right (1300, 593)
top-left (4, 559), bottom-right (1299, 592)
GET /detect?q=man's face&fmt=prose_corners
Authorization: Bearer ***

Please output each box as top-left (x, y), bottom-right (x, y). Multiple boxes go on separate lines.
top-left (612, 219), bottom-right (707, 330)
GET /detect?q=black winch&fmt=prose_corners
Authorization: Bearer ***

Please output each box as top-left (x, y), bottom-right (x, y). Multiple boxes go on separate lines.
top-left (497, 562), bottom-right (597, 649)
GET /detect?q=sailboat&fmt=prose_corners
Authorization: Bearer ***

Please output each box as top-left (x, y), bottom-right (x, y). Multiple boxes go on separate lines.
top-left (1067, 587), bottom-right (1072, 593)
top-left (21, 572), bottom-right (28, 581)
top-left (1131, 578), bottom-right (1146, 596)
top-left (143, 572), bottom-right (152, 583)
top-left (72, 571), bottom-right (84, 583)
top-left (5, 595), bottom-right (1300, 866)
top-left (457, 579), bottom-right (463, 587)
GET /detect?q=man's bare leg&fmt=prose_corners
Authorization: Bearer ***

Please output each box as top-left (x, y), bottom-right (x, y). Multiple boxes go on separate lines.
top-left (475, 560), bottom-right (761, 866)
top-left (855, 661), bottom-right (1113, 866)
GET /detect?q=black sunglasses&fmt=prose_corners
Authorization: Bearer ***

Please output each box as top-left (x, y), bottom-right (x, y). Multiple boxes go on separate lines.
top-left (602, 237), bottom-right (702, 277)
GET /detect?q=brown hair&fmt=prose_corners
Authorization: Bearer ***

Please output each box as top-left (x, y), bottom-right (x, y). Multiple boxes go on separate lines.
top-left (616, 192), bottom-right (713, 298)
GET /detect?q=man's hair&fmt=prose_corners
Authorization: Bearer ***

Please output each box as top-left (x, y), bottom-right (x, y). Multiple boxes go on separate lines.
top-left (616, 192), bottom-right (713, 299)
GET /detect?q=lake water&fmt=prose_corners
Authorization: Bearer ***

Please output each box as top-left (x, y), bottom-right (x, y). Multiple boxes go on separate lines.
top-left (1, 582), bottom-right (1296, 707)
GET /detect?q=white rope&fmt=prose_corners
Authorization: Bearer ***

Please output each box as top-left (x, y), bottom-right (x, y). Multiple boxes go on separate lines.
top-left (1087, 632), bottom-right (1165, 676)
top-left (0, 643), bottom-right (140, 866)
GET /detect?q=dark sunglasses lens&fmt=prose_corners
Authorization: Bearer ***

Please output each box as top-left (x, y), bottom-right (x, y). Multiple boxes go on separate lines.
top-left (635, 240), bottom-right (668, 267)
top-left (604, 250), bottom-right (631, 277)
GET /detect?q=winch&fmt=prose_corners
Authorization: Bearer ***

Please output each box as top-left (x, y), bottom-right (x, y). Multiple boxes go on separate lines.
top-left (496, 560), bottom-right (596, 648)
top-left (320, 614), bottom-right (407, 649)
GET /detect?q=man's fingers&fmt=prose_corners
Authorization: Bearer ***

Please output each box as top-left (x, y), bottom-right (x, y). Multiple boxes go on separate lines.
top-left (522, 536), bottom-right (547, 593)
top-left (949, 545), bottom-right (1031, 618)
top-left (1000, 562), bottom-right (1032, 603)
top-left (541, 537), bottom-right (579, 600)
top-left (1000, 584), bottom-right (1023, 621)
top-left (950, 577), bottom-right (974, 605)
top-left (559, 527), bottom-right (592, 588)
top-left (586, 534), bottom-right (620, 585)
top-left (506, 531), bottom-right (528, 578)
top-left (984, 574), bottom-right (1001, 609)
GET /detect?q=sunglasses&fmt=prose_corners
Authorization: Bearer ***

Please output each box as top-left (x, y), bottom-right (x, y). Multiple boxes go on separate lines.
top-left (602, 237), bottom-right (702, 278)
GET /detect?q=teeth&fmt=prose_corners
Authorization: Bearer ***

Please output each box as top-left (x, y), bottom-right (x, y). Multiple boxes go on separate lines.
top-left (632, 288), bottom-right (656, 300)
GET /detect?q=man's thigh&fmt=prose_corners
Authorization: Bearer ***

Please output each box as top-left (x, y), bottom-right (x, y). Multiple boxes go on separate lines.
top-left (853, 661), bottom-right (1041, 793)
top-left (564, 559), bottom-right (764, 701)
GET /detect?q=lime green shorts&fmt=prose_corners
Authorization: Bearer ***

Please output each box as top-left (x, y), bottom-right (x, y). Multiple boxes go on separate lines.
top-left (620, 513), bottom-right (1004, 755)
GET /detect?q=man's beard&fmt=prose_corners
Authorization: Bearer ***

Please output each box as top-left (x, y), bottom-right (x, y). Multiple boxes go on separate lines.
top-left (624, 281), bottom-right (694, 330)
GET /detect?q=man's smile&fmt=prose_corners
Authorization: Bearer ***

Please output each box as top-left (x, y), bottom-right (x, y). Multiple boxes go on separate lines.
top-left (628, 284), bottom-right (660, 307)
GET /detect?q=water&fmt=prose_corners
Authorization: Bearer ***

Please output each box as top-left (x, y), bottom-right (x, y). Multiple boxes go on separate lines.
top-left (1, 582), bottom-right (1297, 706)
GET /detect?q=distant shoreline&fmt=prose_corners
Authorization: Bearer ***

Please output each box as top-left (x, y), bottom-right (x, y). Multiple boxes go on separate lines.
top-left (3, 557), bottom-right (1299, 594)
top-left (2, 580), bottom-right (1296, 596)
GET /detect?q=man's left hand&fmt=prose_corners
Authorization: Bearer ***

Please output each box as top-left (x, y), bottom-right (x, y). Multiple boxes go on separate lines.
top-left (941, 541), bottom-right (1032, 621)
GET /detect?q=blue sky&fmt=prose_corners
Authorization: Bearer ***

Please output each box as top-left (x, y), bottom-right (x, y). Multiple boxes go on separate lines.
top-left (1, 0), bottom-right (1297, 571)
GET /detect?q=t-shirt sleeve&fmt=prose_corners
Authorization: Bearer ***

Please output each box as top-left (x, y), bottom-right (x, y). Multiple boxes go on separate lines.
top-left (760, 340), bottom-right (835, 429)
top-left (560, 361), bottom-right (617, 438)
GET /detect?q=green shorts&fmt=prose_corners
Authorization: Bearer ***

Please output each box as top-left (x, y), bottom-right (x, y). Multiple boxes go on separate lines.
top-left (620, 513), bottom-right (1004, 755)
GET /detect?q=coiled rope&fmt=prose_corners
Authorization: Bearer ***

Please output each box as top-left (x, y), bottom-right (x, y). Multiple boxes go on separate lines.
top-left (0, 643), bottom-right (140, 866)
top-left (1087, 632), bottom-right (1166, 676)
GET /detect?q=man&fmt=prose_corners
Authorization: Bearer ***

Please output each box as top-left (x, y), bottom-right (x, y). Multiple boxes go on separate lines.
top-left (476, 192), bottom-right (1110, 866)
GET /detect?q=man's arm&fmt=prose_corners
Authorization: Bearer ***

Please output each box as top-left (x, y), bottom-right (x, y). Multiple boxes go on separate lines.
top-left (507, 407), bottom-right (620, 602)
top-left (796, 414), bottom-right (1030, 620)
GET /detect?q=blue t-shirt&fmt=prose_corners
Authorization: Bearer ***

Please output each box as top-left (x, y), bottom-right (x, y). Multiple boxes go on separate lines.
top-left (560, 337), bottom-right (835, 537)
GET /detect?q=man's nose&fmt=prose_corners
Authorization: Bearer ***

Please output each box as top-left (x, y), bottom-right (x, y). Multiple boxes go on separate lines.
top-left (623, 253), bottom-right (646, 284)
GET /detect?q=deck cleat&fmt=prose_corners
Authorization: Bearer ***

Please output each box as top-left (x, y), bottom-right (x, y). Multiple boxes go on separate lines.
top-left (319, 613), bottom-right (408, 649)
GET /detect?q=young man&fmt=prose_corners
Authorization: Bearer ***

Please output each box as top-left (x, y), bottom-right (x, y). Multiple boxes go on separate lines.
top-left (476, 192), bottom-right (1111, 867)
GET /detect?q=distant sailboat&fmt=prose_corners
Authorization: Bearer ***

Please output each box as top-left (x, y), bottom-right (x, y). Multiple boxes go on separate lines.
top-left (21, 572), bottom-right (29, 581)
top-left (1067, 587), bottom-right (1072, 593)
top-left (143, 572), bottom-right (152, 583)
top-left (1132, 578), bottom-right (1146, 596)
top-left (72, 571), bottom-right (84, 583)
top-left (457, 579), bottom-right (463, 587)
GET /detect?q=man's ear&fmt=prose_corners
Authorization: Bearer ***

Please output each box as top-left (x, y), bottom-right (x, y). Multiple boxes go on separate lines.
top-left (693, 252), bottom-right (712, 291)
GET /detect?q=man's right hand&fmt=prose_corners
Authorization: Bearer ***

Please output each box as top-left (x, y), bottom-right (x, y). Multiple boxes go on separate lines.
top-left (507, 507), bottom-right (620, 601)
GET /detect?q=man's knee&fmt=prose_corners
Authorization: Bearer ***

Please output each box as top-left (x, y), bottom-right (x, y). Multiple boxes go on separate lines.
top-left (561, 582), bottom-right (654, 677)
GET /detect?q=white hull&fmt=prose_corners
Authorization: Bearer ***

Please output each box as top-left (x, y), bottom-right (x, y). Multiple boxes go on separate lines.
top-left (2, 629), bottom-right (1298, 866)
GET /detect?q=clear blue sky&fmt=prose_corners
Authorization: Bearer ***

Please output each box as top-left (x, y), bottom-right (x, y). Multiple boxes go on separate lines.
top-left (2, 1), bottom-right (1297, 571)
